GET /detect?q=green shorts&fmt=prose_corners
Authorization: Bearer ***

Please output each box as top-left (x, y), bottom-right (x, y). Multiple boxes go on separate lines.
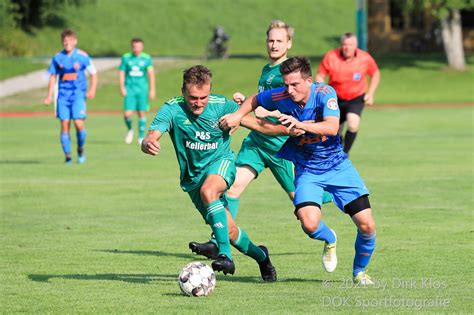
top-left (123, 90), bottom-right (149, 112)
top-left (235, 137), bottom-right (295, 193)
top-left (187, 158), bottom-right (236, 222)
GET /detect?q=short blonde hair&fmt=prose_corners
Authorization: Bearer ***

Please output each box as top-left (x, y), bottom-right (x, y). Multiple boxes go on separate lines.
top-left (266, 20), bottom-right (294, 41)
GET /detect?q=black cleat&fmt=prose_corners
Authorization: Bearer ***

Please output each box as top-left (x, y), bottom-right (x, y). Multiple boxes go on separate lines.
top-left (189, 241), bottom-right (219, 259)
top-left (258, 245), bottom-right (277, 282)
top-left (211, 254), bottom-right (235, 275)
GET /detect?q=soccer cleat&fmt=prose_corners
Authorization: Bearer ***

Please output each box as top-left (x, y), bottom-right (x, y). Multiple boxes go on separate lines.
top-left (257, 245), bottom-right (277, 282)
top-left (353, 271), bottom-right (374, 286)
top-left (322, 229), bottom-right (337, 272)
top-left (125, 130), bottom-right (134, 144)
top-left (65, 157), bottom-right (72, 165)
top-left (211, 254), bottom-right (235, 275)
top-left (77, 155), bottom-right (86, 164)
top-left (189, 241), bottom-right (219, 259)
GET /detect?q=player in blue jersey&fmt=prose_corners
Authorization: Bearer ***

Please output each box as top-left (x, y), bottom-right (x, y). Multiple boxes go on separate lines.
top-left (219, 57), bottom-right (377, 285)
top-left (44, 29), bottom-right (98, 164)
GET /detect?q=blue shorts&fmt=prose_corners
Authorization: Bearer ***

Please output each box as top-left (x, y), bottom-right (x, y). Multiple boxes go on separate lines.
top-left (56, 90), bottom-right (87, 120)
top-left (294, 159), bottom-right (369, 213)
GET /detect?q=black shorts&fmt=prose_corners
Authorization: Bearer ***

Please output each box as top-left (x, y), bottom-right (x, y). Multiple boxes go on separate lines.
top-left (338, 94), bottom-right (365, 124)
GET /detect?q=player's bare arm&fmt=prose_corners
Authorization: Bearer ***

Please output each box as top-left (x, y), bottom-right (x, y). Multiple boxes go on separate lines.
top-left (141, 130), bottom-right (162, 155)
top-left (43, 75), bottom-right (57, 105)
top-left (279, 114), bottom-right (339, 136)
top-left (364, 70), bottom-right (380, 106)
top-left (148, 67), bottom-right (156, 100)
top-left (87, 73), bottom-right (98, 99)
top-left (241, 115), bottom-right (304, 137)
top-left (119, 70), bottom-right (127, 96)
top-left (219, 93), bottom-right (259, 132)
top-left (254, 106), bottom-right (281, 119)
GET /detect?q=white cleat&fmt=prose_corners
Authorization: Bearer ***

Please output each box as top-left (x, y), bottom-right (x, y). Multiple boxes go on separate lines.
top-left (125, 130), bottom-right (134, 144)
top-left (322, 229), bottom-right (337, 273)
top-left (353, 271), bottom-right (374, 286)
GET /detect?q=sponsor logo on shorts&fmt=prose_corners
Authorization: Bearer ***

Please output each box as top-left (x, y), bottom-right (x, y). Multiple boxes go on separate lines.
top-left (327, 98), bottom-right (338, 110)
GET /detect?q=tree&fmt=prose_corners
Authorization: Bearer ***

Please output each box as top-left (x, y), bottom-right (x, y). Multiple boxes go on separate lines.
top-left (428, 0), bottom-right (474, 71)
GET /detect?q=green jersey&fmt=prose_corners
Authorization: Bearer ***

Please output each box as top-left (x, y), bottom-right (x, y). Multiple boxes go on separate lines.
top-left (246, 63), bottom-right (288, 152)
top-left (149, 94), bottom-right (238, 192)
top-left (119, 52), bottom-right (153, 92)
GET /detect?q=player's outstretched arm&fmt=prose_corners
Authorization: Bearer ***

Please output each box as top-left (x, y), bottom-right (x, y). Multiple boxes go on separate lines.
top-left (219, 93), bottom-right (259, 133)
top-left (141, 130), bottom-right (162, 155)
top-left (148, 68), bottom-right (156, 100)
top-left (43, 75), bottom-right (56, 105)
top-left (364, 70), bottom-right (380, 106)
top-left (241, 115), bottom-right (304, 137)
top-left (279, 114), bottom-right (339, 136)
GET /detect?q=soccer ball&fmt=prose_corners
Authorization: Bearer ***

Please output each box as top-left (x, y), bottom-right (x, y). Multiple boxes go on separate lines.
top-left (178, 262), bottom-right (216, 297)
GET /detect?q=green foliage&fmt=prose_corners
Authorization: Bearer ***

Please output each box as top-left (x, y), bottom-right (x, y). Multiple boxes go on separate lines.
top-left (0, 108), bottom-right (473, 312)
top-left (425, 0), bottom-right (474, 18)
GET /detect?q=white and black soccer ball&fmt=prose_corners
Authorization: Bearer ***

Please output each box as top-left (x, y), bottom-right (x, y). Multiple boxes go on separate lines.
top-left (178, 262), bottom-right (216, 297)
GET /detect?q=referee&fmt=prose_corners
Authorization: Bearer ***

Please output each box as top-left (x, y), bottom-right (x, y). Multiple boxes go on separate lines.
top-left (315, 32), bottom-right (380, 154)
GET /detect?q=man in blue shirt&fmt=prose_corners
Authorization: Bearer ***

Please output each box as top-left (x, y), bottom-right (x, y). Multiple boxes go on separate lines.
top-left (219, 57), bottom-right (377, 286)
top-left (44, 29), bottom-right (98, 164)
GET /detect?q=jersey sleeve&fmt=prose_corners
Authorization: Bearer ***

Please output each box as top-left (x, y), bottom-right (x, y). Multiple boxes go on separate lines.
top-left (366, 54), bottom-right (379, 76)
top-left (119, 55), bottom-right (127, 72)
top-left (149, 104), bottom-right (174, 133)
top-left (85, 56), bottom-right (97, 75)
top-left (47, 57), bottom-right (59, 75)
top-left (256, 90), bottom-right (278, 111)
top-left (321, 86), bottom-right (340, 118)
top-left (317, 52), bottom-right (331, 76)
top-left (223, 98), bottom-right (239, 115)
top-left (146, 56), bottom-right (154, 70)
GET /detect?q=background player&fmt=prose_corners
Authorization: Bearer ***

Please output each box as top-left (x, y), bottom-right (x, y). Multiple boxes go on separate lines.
top-left (119, 38), bottom-right (155, 145)
top-left (190, 20), bottom-right (332, 260)
top-left (140, 65), bottom-right (295, 282)
top-left (315, 32), bottom-right (380, 154)
top-left (43, 29), bottom-right (98, 164)
top-left (220, 57), bottom-right (377, 285)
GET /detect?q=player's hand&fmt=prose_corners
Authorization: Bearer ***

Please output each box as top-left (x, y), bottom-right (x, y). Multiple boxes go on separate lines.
top-left (219, 113), bottom-right (242, 135)
top-left (288, 127), bottom-right (305, 137)
top-left (120, 87), bottom-right (127, 97)
top-left (141, 138), bottom-right (161, 155)
top-left (87, 90), bottom-right (96, 100)
top-left (278, 114), bottom-right (301, 129)
top-left (364, 93), bottom-right (374, 106)
top-left (149, 89), bottom-right (156, 100)
top-left (232, 92), bottom-right (246, 105)
top-left (43, 96), bottom-right (52, 106)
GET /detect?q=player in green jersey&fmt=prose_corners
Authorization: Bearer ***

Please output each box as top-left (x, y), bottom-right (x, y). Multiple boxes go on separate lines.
top-left (119, 38), bottom-right (156, 145)
top-left (141, 65), bottom-right (300, 280)
top-left (189, 20), bottom-right (333, 260)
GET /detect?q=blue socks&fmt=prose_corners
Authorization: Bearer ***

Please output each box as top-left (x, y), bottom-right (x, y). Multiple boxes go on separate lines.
top-left (353, 230), bottom-right (376, 276)
top-left (76, 129), bottom-right (86, 153)
top-left (307, 220), bottom-right (336, 244)
top-left (60, 132), bottom-right (71, 155)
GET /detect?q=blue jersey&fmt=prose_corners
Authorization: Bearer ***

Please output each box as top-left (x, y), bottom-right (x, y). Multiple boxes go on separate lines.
top-left (48, 48), bottom-right (96, 93)
top-left (256, 83), bottom-right (347, 175)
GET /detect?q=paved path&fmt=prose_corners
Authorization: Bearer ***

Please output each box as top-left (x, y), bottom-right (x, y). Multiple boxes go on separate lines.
top-left (0, 58), bottom-right (121, 98)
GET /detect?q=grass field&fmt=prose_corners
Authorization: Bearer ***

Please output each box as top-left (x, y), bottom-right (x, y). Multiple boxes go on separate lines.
top-left (1, 54), bottom-right (473, 112)
top-left (0, 106), bottom-right (472, 313)
top-left (3, 0), bottom-right (355, 58)
top-left (0, 58), bottom-right (48, 81)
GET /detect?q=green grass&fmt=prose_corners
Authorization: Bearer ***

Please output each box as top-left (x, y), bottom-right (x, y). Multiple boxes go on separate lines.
top-left (0, 58), bottom-right (47, 80)
top-left (6, 0), bottom-right (354, 58)
top-left (0, 107), bottom-right (473, 313)
top-left (1, 54), bottom-right (473, 112)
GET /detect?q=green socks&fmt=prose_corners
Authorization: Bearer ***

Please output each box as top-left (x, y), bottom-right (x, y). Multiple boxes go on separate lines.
top-left (231, 227), bottom-right (266, 263)
top-left (138, 117), bottom-right (147, 138)
top-left (124, 116), bottom-right (132, 130)
top-left (205, 200), bottom-right (232, 260)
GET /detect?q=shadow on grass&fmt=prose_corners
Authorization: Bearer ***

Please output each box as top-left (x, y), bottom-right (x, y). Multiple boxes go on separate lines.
top-left (28, 273), bottom-right (328, 284)
top-left (97, 249), bottom-right (196, 260)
